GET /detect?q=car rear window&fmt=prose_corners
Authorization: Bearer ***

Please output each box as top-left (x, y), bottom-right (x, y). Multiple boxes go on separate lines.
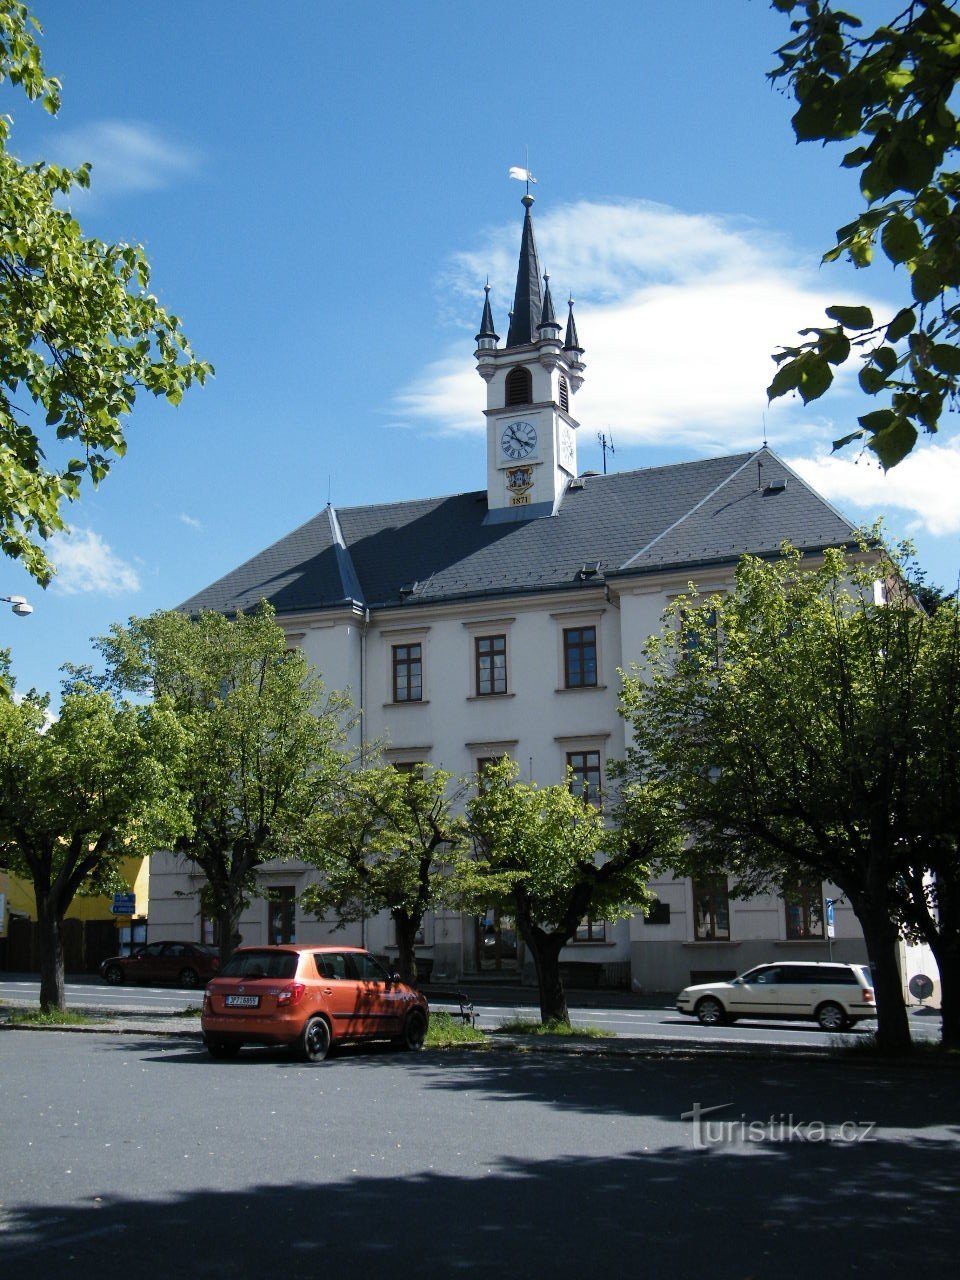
top-left (220, 951), bottom-right (298, 979)
top-left (816, 965), bottom-right (860, 985)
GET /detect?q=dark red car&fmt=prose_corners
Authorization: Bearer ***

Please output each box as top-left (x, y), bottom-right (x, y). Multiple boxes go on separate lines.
top-left (100, 941), bottom-right (221, 989)
top-left (201, 944), bottom-right (429, 1062)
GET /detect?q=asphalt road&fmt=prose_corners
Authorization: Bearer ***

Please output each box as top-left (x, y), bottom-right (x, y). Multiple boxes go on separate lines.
top-left (1, 1028), bottom-right (956, 1279)
top-left (0, 975), bottom-right (943, 1048)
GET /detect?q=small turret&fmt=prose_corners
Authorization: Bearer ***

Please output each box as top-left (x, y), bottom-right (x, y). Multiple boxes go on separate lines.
top-left (564, 295), bottom-right (586, 391)
top-left (475, 282), bottom-right (498, 351)
top-left (537, 274), bottom-right (561, 344)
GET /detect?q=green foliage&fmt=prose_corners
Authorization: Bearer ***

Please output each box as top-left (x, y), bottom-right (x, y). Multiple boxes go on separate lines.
top-left (768, 1), bottom-right (960, 468)
top-left (91, 603), bottom-right (351, 955)
top-left (468, 758), bottom-right (634, 932)
top-left (8, 1007), bottom-right (90, 1026)
top-left (0, 662), bottom-right (188, 1008)
top-left (619, 536), bottom-right (960, 1051)
top-left (496, 1017), bottom-right (611, 1039)
top-left (467, 757), bottom-right (677, 1022)
top-left (300, 760), bottom-right (476, 981)
top-left (0, 1), bottom-right (211, 584)
top-left (425, 1010), bottom-right (486, 1047)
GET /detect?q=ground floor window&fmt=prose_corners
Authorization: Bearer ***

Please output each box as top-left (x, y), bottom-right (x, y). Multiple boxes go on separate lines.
top-left (574, 916), bottom-right (607, 943)
top-left (268, 886), bottom-right (296, 944)
top-left (692, 876), bottom-right (730, 941)
top-left (784, 882), bottom-right (824, 939)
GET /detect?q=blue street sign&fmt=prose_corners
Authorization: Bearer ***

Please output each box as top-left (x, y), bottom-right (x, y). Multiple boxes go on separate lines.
top-left (111, 892), bottom-right (137, 916)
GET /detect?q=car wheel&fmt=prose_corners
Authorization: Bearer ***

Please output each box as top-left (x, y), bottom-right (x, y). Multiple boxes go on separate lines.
top-left (205, 1039), bottom-right (241, 1060)
top-left (695, 997), bottom-right (726, 1027)
top-left (178, 967), bottom-right (200, 989)
top-left (297, 1016), bottom-right (331, 1063)
top-left (103, 964), bottom-right (124, 986)
top-left (817, 1001), bottom-right (847, 1032)
top-left (399, 1009), bottom-right (428, 1052)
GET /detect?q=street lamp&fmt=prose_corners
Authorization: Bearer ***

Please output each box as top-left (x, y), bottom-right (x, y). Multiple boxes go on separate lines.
top-left (1, 595), bottom-right (32, 617)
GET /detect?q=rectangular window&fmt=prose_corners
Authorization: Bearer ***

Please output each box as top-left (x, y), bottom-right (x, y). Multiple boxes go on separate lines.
top-left (475, 634), bottom-right (507, 696)
top-left (393, 642), bottom-right (422, 702)
top-left (575, 916), bottom-right (607, 942)
top-left (392, 761), bottom-right (424, 776)
top-left (643, 900), bottom-right (671, 926)
top-left (564, 626), bottom-right (598, 688)
top-left (692, 876), bottom-right (730, 941)
top-left (681, 608), bottom-right (719, 667)
top-left (567, 750), bottom-right (602, 804)
top-left (267, 887), bottom-right (296, 945)
top-left (784, 882), bottom-right (824, 940)
top-left (200, 914), bottom-right (219, 946)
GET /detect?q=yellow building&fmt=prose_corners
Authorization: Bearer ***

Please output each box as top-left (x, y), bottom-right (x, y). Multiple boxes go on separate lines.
top-left (0, 856), bottom-right (149, 973)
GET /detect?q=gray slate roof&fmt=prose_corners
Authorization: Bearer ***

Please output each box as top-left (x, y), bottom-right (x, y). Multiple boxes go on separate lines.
top-left (179, 448), bottom-right (859, 618)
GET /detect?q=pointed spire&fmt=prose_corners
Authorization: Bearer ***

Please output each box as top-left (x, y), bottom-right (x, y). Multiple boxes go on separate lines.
top-left (475, 281), bottom-right (499, 348)
top-left (506, 193), bottom-right (544, 348)
top-left (564, 294), bottom-right (583, 356)
top-left (537, 273), bottom-right (561, 339)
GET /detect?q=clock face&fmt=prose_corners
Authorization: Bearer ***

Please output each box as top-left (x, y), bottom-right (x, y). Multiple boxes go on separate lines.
top-left (560, 426), bottom-right (575, 469)
top-left (501, 420), bottom-right (538, 461)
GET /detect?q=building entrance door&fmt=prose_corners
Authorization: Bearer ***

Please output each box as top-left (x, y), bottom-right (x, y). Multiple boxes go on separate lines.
top-left (476, 907), bottom-right (518, 972)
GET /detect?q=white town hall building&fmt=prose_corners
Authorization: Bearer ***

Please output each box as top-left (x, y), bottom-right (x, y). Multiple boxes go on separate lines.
top-left (148, 192), bottom-right (874, 993)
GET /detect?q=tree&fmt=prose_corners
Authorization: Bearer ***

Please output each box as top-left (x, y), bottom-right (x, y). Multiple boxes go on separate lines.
top-left (0, 663), bottom-right (187, 1010)
top-left (90, 604), bottom-right (350, 962)
top-left (467, 758), bottom-right (678, 1024)
top-left (0, 2), bottom-right (211, 585)
top-left (619, 540), bottom-right (960, 1053)
top-left (767, 0), bottom-right (960, 469)
top-left (300, 761), bottom-right (474, 985)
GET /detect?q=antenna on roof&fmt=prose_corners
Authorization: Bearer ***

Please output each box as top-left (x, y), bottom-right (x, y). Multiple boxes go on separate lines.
top-left (597, 431), bottom-right (615, 475)
top-left (762, 411), bottom-right (768, 450)
top-left (327, 474), bottom-right (332, 507)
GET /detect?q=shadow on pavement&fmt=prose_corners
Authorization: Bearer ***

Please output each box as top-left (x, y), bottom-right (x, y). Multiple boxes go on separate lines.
top-left (1, 1126), bottom-right (955, 1279)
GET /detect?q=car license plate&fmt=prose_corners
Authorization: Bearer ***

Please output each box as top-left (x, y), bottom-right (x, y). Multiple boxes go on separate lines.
top-left (224, 994), bottom-right (259, 1008)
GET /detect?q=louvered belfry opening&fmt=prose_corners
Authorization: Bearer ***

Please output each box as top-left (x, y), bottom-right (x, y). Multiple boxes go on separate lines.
top-left (559, 375), bottom-right (569, 413)
top-left (505, 366), bottom-right (532, 406)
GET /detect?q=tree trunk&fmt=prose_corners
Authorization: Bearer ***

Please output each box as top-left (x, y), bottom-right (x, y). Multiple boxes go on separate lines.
top-left (37, 898), bottom-right (66, 1013)
top-left (521, 927), bottom-right (568, 1024)
top-left (393, 912), bottom-right (420, 986)
top-left (217, 902), bottom-right (243, 966)
top-left (925, 936), bottom-right (960, 1051)
top-left (858, 908), bottom-right (911, 1054)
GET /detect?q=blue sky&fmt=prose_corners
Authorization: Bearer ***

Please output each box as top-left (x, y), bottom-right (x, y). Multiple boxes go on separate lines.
top-left (4, 0), bottom-right (958, 699)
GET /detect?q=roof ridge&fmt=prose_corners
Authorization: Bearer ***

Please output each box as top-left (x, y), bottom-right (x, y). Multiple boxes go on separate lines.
top-left (326, 505), bottom-right (366, 605)
top-left (771, 450), bottom-right (859, 535)
top-left (618, 451), bottom-right (761, 570)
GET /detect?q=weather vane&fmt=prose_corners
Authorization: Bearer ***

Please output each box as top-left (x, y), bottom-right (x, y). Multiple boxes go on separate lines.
top-left (508, 147), bottom-right (537, 196)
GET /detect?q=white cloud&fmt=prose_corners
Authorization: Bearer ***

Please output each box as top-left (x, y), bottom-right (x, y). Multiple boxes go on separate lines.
top-left (51, 120), bottom-right (200, 195)
top-left (48, 528), bottom-right (141, 596)
top-left (179, 513), bottom-right (204, 531)
top-left (396, 198), bottom-right (885, 450)
top-left (787, 439), bottom-right (960, 538)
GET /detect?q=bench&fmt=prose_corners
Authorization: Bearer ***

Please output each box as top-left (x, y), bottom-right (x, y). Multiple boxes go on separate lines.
top-left (423, 988), bottom-right (477, 1027)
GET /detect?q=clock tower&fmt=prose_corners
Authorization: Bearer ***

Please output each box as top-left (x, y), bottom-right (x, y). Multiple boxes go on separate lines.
top-left (475, 193), bottom-right (586, 522)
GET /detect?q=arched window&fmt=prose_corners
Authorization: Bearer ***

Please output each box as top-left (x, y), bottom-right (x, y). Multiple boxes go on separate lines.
top-left (505, 366), bottom-right (532, 406)
top-left (559, 376), bottom-right (569, 413)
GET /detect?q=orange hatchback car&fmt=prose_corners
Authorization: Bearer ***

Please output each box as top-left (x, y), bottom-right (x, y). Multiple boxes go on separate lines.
top-left (201, 944), bottom-right (429, 1062)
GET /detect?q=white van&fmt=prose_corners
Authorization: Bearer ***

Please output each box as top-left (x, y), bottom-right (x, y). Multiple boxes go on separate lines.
top-left (676, 961), bottom-right (876, 1031)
